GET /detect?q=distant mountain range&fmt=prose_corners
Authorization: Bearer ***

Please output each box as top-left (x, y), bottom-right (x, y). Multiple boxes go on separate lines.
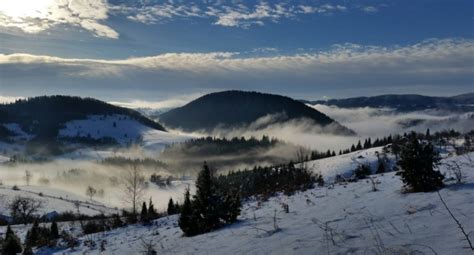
top-left (0, 96), bottom-right (166, 142)
top-left (159, 91), bottom-right (355, 135)
top-left (304, 93), bottom-right (474, 112)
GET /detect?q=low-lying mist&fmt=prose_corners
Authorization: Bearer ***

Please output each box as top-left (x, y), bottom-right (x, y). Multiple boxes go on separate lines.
top-left (1, 104), bottom-right (471, 214)
top-left (0, 159), bottom-right (193, 211)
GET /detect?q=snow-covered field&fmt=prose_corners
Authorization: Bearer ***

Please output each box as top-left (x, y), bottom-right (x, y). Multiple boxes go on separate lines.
top-left (58, 114), bottom-right (190, 149)
top-left (0, 185), bottom-right (118, 218)
top-left (2, 151), bottom-right (469, 255)
top-left (305, 147), bottom-right (395, 182)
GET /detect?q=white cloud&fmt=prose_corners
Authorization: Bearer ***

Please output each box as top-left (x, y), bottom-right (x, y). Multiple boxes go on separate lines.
top-left (0, 0), bottom-right (118, 38)
top-left (114, 1), bottom-right (351, 28)
top-left (361, 6), bottom-right (378, 13)
top-left (0, 1), bottom-right (384, 36)
top-left (1, 38), bottom-right (472, 97)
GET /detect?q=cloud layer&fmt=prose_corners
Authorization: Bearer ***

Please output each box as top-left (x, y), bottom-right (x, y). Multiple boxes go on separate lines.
top-left (1, 38), bottom-right (472, 99)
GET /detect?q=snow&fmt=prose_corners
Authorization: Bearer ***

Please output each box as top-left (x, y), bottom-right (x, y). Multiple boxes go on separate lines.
top-left (0, 185), bottom-right (118, 217)
top-left (58, 114), bottom-right (155, 145)
top-left (58, 114), bottom-right (190, 150)
top-left (21, 151), bottom-right (474, 255)
top-left (304, 147), bottom-right (395, 181)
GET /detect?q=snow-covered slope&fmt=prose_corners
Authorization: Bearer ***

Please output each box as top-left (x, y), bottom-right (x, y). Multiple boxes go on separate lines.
top-left (304, 147), bottom-right (395, 181)
top-left (27, 152), bottom-right (474, 255)
top-left (0, 185), bottom-right (118, 218)
top-left (58, 114), bottom-right (188, 147)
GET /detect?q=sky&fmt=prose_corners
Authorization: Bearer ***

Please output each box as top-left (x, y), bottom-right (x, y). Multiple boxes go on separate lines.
top-left (0, 0), bottom-right (473, 105)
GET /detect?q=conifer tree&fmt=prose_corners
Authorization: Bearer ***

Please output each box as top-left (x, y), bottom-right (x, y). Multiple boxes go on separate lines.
top-left (50, 221), bottom-right (59, 239)
top-left (194, 162), bottom-right (220, 231)
top-left (140, 201), bottom-right (149, 224)
top-left (178, 188), bottom-right (199, 236)
top-left (2, 225), bottom-right (22, 255)
top-left (148, 198), bottom-right (158, 220)
top-left (25, 221), bottom-right (39, 248)
top-left (167, 198), bottom-right (176, 215)
top-left (398, 132), bottom-right (444, 192)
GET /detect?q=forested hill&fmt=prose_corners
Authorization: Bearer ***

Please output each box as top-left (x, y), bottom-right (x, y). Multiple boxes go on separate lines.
top-left (306, 93), bottom-right (474, 112)
top-left (0, 95), bottom-right (166, 139)
top-left (159, 91), bottom-right (354, 134)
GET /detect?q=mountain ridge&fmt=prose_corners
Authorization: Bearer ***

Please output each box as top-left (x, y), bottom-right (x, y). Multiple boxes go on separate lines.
top-left (304, 93), bottom-right (474, 112)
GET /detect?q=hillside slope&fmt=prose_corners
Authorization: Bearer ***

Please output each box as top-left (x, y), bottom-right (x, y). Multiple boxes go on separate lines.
top-left (0, 96), bottom-right (166, 143)
top-left (31, 152), bottom-right (474, 255)
top-left (159, 91), bottom-right (354, 135)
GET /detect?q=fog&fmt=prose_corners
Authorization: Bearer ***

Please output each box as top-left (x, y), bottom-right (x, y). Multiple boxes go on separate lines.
top-left (0, 159), bottom-right (193, 212)
top-left (171, 105), bottom-right (473, 152)
top-left (0, 105), bottom-right (472, 214)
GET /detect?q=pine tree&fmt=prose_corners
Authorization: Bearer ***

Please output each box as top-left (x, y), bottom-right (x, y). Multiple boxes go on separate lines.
top-left (2, 225), bottom-right (22, 255)
top-left (178, 188), bottom-right (200, 236)
top-left (350, 144), bottom-right (356, 152)
top-left (194, 162), bottom-right (220, 232)
top-left (148, 198), bottom-right (158, 220)
top-left (398, 132), bottom-right (444, 192)
top-left (356, 141), bottom-right (362, 150)
top-left (50, 221), bottom-right (59, 239)
top-left (140, 202), bottom-right (149, 224)
top-left (25, 221), bottom-right (39, 248)
top-left (167, 198), bottom-right (176, 215)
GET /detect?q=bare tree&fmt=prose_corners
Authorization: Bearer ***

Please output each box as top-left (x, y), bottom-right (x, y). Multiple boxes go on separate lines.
top-left (121, 164), bottom-right (146, 215)
top-left (86, 186), bottom-right (97, 200)
top-left (9, 196), bottom-right (44, 224)
top-left (295, 146), bottom-right (310, 170)
top-left (24, 170), bottom-right (32, 186)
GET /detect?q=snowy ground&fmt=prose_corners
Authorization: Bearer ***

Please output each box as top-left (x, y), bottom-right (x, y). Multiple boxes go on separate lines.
top-left (0, 185), bottom-right (118, 218)
top-left (58, 114), bottom-right (190, 149)
top-left (9, 152), bottom-right (469, 255)
top-left (304, 147), bottom-right (396, 182)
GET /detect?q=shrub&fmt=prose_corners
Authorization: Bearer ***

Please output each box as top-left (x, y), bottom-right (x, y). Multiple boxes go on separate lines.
top-left (354, 164), bottom-right (371, 179)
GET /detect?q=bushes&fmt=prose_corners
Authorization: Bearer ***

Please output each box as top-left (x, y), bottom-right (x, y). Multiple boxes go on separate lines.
top-left (398, 132), bottom-right (444, 192)
top-left (24, 221), bottom-right (59, 249)
top-left (354, 164), bottom-right (371, 179)
top-left (178, 163), bottom-right (241, 236)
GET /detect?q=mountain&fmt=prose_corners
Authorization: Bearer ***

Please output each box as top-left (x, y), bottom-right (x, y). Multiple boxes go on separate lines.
top-left (159, 91), bottom-right (354, 135)
top-left (307, 93), bottom-right (474, 112)
top-left (0, 95), bottom-right (166, 143)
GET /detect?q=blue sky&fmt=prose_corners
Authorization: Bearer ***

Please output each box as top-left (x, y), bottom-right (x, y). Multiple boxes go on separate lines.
top-left (0, 0), bottom-right (473, 105)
